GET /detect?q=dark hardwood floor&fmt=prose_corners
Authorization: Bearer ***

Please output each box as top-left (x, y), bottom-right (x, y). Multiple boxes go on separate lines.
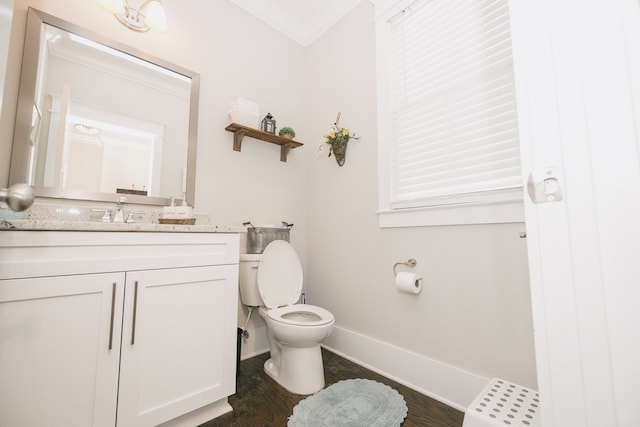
top-left (201, 348), bottom-right (465, 427)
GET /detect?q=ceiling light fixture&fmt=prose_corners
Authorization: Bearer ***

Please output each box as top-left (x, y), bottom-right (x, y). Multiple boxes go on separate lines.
top-left (99, 0), bottom-right (168, 33)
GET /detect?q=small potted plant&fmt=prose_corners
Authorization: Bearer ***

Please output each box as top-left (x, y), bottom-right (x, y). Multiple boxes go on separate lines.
top-left (278, 127), bottom-right (296, 140)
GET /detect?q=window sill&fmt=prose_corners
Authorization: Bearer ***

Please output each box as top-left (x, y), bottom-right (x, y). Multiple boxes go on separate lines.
top-left (377, 198), bottom-right (525, 228)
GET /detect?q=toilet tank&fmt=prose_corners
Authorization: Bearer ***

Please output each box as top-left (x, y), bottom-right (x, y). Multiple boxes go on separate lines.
top-left (238, 254), bottom-right (264, 306)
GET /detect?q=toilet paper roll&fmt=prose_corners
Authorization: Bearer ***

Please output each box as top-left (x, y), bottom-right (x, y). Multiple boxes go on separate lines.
top-left (395, 272), bottom-right (423, 294)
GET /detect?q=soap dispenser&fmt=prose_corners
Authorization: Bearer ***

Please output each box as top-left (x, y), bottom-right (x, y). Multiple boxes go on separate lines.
top-left (174, 196), bottom-right (193, 219)
top-left (162, 197), bottom-right (178, 219)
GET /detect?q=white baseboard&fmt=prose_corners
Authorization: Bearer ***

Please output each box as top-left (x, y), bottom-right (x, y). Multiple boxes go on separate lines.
top-left (160, 398), bottom-right (231, 427)
top-left (239, 324), bottom-right (488, 411)
top-left (322, 326), bottom-right (489, 411)
top-left (239, 325), bottom-right (269, 360)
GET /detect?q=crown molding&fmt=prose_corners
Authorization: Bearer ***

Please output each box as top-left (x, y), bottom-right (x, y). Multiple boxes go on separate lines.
top-left (228, 0), bottom-right (364, 47)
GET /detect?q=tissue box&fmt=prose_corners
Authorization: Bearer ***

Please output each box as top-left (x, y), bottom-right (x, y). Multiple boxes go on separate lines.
top-left (229, 109), bottom-right (259, 128)
top-left (229, 97), bottom-right (259, 128)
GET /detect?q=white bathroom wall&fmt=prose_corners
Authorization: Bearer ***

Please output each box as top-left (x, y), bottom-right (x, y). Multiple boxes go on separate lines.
top-left (0, 0), bottom-right (309, 341)
top-left (0, 0), bottom-right (537, 405)
top-left (1, 1), bottom-right (308, 226)
top-left (303, 2), bottom-right (537, 392)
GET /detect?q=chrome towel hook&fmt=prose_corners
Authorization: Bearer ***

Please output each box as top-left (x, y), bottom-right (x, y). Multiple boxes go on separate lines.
top-left (393, 258), bottom-right (417, 276)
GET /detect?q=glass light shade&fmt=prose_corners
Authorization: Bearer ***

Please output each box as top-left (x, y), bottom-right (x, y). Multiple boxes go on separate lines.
top-left (144, 1), bottom-right (168, 32)
top-left (98, 0), bottom-right (123, 14)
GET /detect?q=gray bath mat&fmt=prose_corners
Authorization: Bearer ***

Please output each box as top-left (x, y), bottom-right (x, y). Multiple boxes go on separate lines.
top-left (288, 378), bottom-right (408, 427)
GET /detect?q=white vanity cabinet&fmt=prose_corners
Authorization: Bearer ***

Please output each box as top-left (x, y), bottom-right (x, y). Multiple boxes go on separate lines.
top-left (0, 231), bottom-right (239, 427)
top-left (0, 272), bottom-right (125, 427)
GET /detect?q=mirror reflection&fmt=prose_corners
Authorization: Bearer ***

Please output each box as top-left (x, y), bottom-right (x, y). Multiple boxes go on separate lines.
top-left (10, 9), bottom-right (199, 206)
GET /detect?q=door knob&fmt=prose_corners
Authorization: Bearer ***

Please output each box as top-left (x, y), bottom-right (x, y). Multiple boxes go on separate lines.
top-left (527, 167), bottom-right (563, 203)
top-left (0, 183), bottom-right (35, 212)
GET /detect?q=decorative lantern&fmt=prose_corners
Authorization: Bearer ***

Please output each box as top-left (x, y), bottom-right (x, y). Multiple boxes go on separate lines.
top-left (261, 113), bottom-right (276, 134)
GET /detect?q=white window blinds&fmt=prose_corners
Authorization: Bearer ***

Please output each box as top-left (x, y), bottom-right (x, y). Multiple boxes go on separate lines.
top-left (388, 0), bottom-right (521, 209)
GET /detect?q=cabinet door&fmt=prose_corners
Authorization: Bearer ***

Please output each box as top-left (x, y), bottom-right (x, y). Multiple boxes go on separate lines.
top-left (117, 265), bottom-right (238, 427)
top-left (0, 273), bottom-right (124, 427)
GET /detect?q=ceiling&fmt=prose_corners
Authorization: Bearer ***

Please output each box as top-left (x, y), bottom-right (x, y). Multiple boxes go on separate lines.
top-left (228, 0), bottom-right (365, 47)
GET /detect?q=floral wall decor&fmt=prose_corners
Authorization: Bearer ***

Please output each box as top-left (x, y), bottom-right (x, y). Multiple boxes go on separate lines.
top-left (318, 112), bottom-right (359, 166)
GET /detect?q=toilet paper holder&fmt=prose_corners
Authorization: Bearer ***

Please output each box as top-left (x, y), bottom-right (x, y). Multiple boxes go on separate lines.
top-left (393, 258), bottom-right (417, 276)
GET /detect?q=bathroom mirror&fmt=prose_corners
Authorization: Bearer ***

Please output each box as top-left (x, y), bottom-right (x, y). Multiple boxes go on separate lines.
top-left (8, 8), bottom-right (199, 206)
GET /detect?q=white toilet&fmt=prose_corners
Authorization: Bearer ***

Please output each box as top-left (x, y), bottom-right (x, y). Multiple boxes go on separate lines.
top-left (239, 240), bottom-right (335, 395)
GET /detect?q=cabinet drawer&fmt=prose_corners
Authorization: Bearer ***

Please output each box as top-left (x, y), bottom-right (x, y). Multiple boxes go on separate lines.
top-left (0, 231), bottom-right (240, 279)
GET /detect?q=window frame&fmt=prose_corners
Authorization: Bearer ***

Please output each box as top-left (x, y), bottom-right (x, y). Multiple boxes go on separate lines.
top-left (374, 0), bottom-right (524, 228)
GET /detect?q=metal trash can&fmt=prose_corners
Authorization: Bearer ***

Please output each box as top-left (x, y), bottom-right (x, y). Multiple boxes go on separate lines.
top-left (243, 221), bottom-right (293, 254)
top-left (236, 328), bottom-right (242, 376)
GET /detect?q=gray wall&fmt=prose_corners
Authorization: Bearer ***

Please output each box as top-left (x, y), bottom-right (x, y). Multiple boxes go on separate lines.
top-left (0, 0), bottom-right (537, 390)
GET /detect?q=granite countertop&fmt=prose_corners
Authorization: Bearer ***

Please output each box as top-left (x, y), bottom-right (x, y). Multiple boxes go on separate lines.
top-left (0, 203), bottom-right (244, 233)
top-left (0, 219), bottom-right (243, 233)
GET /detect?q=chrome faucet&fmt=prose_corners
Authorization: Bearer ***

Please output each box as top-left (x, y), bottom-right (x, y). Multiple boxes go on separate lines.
top-left (113, 197), bottom-right (127, 223)
top-left (92, 196), bottom-right (127, 223)
top-left (125, 210), bottom-right (142, 223)
top-left (91, 209), bottom-right (112, 222)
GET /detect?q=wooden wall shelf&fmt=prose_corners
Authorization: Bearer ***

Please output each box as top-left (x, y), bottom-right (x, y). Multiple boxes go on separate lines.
top-left (225, 123), bottom-right (303, 162)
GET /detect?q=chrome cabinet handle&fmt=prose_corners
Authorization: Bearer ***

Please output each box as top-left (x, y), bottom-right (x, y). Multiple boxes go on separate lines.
top-left (131, 281), bottom-right (139, 345)
top-left (108, 282), bottom-right (116, 350)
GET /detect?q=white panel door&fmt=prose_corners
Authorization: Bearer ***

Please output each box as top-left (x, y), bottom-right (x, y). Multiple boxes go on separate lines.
top-left (509, 0), bottom-right (640, 425)
top-left (0, 273), bottom-right (124, 427)
top-left (116, 265), bottom-right (239, 427)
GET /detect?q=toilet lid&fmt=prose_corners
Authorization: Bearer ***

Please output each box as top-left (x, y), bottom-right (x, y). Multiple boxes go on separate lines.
top-left (257, 240), bottom-right (303, 309)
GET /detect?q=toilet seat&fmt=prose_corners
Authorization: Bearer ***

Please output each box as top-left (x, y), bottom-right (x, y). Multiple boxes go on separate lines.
top-left (266, 304), bottom-right (334, 327)
top-left (258, 240), bottom-right (303, 308)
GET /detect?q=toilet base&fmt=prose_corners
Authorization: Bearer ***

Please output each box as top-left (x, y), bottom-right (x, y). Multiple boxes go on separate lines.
top-left (263, 344), bottom-right (325, 395)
